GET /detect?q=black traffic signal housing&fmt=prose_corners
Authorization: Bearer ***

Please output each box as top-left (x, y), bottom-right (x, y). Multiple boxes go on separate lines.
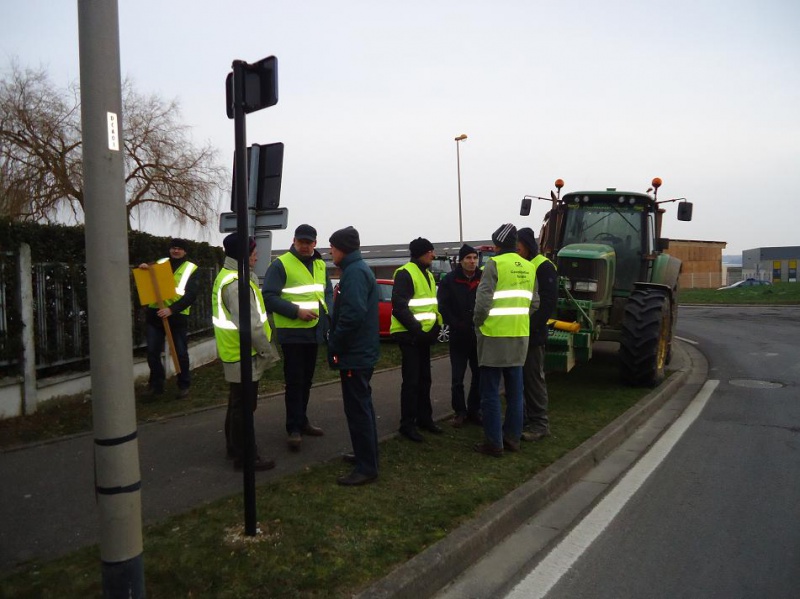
top-left (230, 142), bottom-right (284, 211)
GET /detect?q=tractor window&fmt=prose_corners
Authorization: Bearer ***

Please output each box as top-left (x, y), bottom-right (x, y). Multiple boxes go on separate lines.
top-left (563, 205), bottom-right (644, 291)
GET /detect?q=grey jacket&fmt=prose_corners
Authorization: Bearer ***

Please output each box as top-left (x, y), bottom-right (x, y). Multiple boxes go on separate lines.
top-left (219, 256), bottom-right (280, 382)
top-left (473, 253), bottom-right (539, 367)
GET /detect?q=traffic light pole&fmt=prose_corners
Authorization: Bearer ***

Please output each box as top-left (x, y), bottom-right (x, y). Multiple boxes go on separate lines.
top-left (231, 60), bottom-right (259, 535)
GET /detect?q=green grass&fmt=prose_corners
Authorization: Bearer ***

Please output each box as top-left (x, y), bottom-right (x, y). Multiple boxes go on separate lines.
top-left (678, 281), bottom-right (800, 305)
top-left (1, 351), bottom-right (650, 598)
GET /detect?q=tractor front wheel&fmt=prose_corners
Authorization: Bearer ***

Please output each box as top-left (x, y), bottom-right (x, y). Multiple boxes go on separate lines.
top-left (619, 289), bottom-right (671, 387)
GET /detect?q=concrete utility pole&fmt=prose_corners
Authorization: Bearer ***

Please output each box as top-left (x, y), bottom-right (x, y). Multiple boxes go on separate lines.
top-left (77, 1), bottom-right (145, 597)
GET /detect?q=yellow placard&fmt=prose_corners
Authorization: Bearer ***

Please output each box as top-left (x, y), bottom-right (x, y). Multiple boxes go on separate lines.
top-left (132, 261), bottom-right (177, 306)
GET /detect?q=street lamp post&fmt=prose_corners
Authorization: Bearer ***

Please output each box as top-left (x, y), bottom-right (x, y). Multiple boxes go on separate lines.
top-left (454, 133), bottom-right (468, 243)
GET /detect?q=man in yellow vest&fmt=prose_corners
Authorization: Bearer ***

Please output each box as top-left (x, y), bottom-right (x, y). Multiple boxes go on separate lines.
top-left (391, 237), bottom-right (443, 442)
top-left (263, 224), bottom-right (333, 451)
top-left (213, 233), bottom-right (280, 471)
top-left (517, 227), bottom-right (558, 442)
top-left (473, 224), bottom-right (538, 457)
top-left (138, 238), bottom-right (199, 399)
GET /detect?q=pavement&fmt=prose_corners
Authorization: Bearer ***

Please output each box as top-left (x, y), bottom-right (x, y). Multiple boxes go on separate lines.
top-left (0, 341), bottom-right (706, 598)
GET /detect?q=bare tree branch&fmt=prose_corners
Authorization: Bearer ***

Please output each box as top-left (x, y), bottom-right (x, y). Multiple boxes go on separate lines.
top-left (0, 60), bottom-right (227, 228)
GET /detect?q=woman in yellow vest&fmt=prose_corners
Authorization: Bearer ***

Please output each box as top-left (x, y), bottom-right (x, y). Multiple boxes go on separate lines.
top-left (473, 224), bottom-right (538, 457)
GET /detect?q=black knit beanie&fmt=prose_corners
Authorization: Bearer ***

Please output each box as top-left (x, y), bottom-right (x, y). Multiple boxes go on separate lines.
top-left (517, 228), bottom-right (539, 255)
top-left (223, 233), bottom-right (256, 258)
top-left (329, 226), bottom-right (360, 254)
top-left (409, 237), bottom-right (435, 258)
top-left (458, 244), bottom-right (478, 261)
top-left (491, 223), bottom-right (517, 249)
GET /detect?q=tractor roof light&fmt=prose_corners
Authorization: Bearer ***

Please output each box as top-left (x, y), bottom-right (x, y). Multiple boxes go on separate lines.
top-left (651, 177), bottom-right (662, 189)
top-left (555, 178), bottom-right (565, 189)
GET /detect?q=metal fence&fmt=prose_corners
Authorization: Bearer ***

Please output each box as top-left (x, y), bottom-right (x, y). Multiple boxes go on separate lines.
top-left (0, 252), bottom-right (216, 378)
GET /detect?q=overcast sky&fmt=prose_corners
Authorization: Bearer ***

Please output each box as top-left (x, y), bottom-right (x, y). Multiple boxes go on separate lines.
top-left (3, 0), bottom-right (799, 256)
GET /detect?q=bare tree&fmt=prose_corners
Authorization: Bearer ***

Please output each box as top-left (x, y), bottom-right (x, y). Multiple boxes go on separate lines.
top-left (0, 61), bottom-right (226, 227)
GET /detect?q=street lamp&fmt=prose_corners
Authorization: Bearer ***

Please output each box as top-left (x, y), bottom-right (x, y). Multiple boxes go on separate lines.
top-left (454, 133), bottom-right (468, 243)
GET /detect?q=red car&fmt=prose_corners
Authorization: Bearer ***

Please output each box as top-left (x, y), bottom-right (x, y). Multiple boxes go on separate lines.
top-left (333, 278), bottom-right (449, 341)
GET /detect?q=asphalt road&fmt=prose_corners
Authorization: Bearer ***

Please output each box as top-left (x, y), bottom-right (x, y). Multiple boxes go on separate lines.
top-left (505, 305), bottom-right (800, 598)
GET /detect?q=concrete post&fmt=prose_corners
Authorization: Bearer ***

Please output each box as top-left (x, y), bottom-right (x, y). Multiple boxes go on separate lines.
top-left (18, 243), bottom-right (37, 414)
top-left (77, 1), bottom-right (145, 596)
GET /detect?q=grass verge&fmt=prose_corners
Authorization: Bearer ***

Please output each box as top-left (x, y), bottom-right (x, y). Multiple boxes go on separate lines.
top-left (678, 281), bottom-right (800, 305)
top-left (1, 350), bottom-right (652, 598)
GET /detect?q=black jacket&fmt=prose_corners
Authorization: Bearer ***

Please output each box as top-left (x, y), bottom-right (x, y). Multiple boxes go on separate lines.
top-left (437, 264), bottom-right (481, 343)
top-left (328, 250), bottom-right (380, 369)
top-left (530, 258), bottom-right (558, 346)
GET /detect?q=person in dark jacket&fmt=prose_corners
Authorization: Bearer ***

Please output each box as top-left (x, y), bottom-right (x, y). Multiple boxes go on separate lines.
top-left (391, 237), bottom-right (443, 442)
top-left (262, 224), bottom-right (333, 451)
top-left (517, 228), bottom-right (558, 441)
top-left (437, 244), bottom-right (482, 427)
top-left (327, 226), bottom-right (380, 486)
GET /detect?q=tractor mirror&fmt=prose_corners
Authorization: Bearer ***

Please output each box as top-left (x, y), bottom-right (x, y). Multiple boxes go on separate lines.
top-left (677, 201), bottom-right (693, 221)
top-left (520, 198), bottom-right (532, 216)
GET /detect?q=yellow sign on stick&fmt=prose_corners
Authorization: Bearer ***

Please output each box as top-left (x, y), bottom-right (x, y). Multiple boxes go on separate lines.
top-left (132, 261), bottom-right (177, 306)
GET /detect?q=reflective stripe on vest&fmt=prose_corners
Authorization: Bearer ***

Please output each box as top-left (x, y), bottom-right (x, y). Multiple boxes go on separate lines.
top-left (273, 253), bottom-right (328, 329)
top-left (211, 268), bottom-right (272, 363)
top-left (479, 253), bottom-right (535, 338)
top-left (390, 262), bottom-right (442, 334)
top-left (147, 258), bottom-right (198, 315)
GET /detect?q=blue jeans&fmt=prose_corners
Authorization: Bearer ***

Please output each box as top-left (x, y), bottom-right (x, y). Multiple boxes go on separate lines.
top-left (479, 365), bottom-right (523, 448)
top-left (146, 319), bottom-right (190, 391)
top-left (340, 368), bottom-right (379, 477)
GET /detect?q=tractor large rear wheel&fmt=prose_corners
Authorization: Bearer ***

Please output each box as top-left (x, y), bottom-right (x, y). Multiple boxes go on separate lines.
top-left (619, 289), bottom-right (671, 387)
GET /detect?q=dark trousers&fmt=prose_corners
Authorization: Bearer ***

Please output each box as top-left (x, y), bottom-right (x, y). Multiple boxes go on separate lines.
top-left (399, 342), bottom-right (433, 431)
top-left (341, 368), bottom-right (379, 477)
top-left (146, 320), bottom-right (190, 392)
top-left (281, 343), bottom-right (318, 434)
top-left (449, 337), bottom-right (480, 416)
top-left (224, 382), bottom-right (258, 459)
top-left (523, 343), bottom-right (550, 432)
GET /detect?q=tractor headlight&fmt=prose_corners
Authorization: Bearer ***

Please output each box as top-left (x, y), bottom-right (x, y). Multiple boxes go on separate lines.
top-left (573, 281), bottom-right (598, 293)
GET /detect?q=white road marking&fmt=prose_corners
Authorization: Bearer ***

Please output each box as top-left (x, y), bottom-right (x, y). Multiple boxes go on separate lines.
top-left (505, 379), bottom-right (720, 599)
top-left (674, 335), bottom-right (698, 345)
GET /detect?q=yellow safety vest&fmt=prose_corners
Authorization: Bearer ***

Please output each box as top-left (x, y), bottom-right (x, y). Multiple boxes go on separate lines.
top-left (390, 262), bottom-right (442, 334)
top-left (272, 253), bottom-right (328, 329)
top-left (148, 258), bottom-right (198, 315)
top-left (479, 253), bottom-right (535, 338)
top-left (531, 254), bottom-right (556, 276)
top-left (211, 268), bottom-right (272, 363)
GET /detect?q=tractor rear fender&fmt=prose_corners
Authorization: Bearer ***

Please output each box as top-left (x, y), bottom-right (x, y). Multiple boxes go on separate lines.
top-left (649, 254), bottom-right (682, 291)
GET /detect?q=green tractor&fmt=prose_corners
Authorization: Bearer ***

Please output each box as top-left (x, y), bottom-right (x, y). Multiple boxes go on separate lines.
top-left (522, 178), bottom-right (693, 386)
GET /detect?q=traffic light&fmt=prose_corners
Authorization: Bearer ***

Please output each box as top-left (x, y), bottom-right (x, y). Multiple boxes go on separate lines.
top-left (230, 142), bottom-right (284, 211)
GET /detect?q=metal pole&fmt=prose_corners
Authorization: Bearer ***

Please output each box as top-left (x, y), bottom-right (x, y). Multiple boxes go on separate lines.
top-left (231, 60), bottom-right (258, 535)
top-left (77, 1), bottom-right (144, 596)
top-left (456, 140), bottom-right (463, 243)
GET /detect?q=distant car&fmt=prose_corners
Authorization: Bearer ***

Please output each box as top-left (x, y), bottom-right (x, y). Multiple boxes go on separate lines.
top-left (717, 278), bottom-right (773, 290)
